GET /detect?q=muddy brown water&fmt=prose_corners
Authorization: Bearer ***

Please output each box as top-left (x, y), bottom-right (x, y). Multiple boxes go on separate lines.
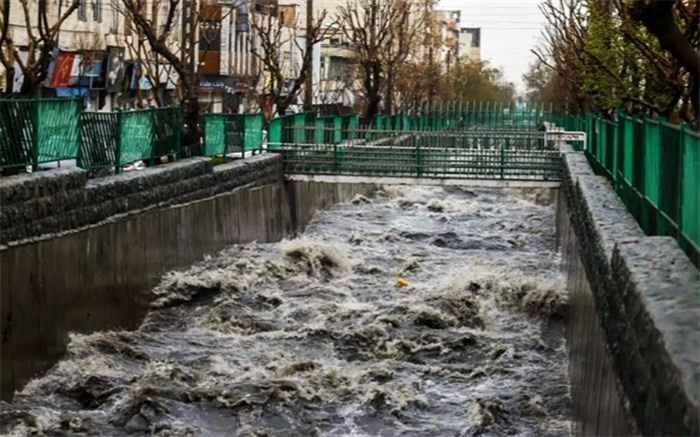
top-left (1, 185), bottom-right (570, 436)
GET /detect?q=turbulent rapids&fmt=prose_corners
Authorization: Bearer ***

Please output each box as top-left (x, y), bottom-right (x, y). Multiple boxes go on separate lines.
top-left (1, 186), bottom-right (571, 435)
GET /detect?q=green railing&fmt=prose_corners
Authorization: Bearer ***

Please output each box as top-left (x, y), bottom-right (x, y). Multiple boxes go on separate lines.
top-left (272, 126), bottom-right (557, 180)
top-left (278, 130), bottom-right (560, 181)
top-left (267, 103), bottom-right (551, 145)
top-left (269, 112), bottom-right (316, 147)
top-left (409, 101), bottom-right (552, 131)
top-left (202, 113), bottom-right (264, 157)
top-left (0, 98), bottom-right (82, 169)
top-left (557, 112), bottom-right (699, 265)
top-left (314, 116), bottom-right (343, 144)
top-left (81, 107), bottom-right (181, 173)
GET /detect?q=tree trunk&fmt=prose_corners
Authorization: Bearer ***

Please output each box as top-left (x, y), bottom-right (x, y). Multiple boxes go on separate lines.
top-left (384, 66), bottom-right (394, 115)
top-left (362, 62), bottom-right (382, 124)
top-left (182, 86), bottom-right (201, 157)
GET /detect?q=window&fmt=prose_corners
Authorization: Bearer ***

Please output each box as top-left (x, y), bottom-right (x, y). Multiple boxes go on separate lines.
top-left (78, 0), bottom-right (87, 21)
top-left (469, 29), bottom-right (480, 48)
top-left (110, 0), bottom-right (119, 32)
top-left (93, 0), bottom-right (102, 22)
top-left (199, 21), bottom-right (221, 51)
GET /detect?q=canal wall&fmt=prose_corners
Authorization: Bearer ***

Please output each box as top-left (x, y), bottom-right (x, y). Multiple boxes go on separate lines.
top-left (0, 155), bottom-right (376, 400)
top-left (556, 148), bottom-right (699, 435)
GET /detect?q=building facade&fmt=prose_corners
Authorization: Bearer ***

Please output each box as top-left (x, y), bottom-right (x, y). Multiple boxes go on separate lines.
top-left (459, 27), bottom-right (481, 61)
top-left (1, 0), bottom-right (285, 113)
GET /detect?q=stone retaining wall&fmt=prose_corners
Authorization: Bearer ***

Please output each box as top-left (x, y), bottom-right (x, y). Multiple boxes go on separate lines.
top-left (0, 156), bottom-right (282, 247)
top-left (559, 147), bottom-right (699, 435)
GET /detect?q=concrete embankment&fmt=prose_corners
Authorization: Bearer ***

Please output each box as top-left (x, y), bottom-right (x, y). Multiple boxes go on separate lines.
top-left (557, 148), bottom-right (699, 435)
top-left (0, 155), bottom-right (376, 400)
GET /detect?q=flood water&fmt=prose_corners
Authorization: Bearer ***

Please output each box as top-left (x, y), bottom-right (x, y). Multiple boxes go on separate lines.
top-left (1, 185), bottom-right (570, 436)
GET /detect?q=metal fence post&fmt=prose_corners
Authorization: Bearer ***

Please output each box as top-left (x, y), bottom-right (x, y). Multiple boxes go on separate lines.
top-left (333, 144), bottom-right (340, 174)
top-left (115, 110), bottom-right (122, 174)
top-left (31, 98), bottom-right (39, 171)
top-left (500, 145), bottom-right (505, 180)
top-left (415, 144), bottom-right (422, 178)
top-left (76, 100), bottom-right (84, 169)
top-left (677, 122), bottom-right (686, 244)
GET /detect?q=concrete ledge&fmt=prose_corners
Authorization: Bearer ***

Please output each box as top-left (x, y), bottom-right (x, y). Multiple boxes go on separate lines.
top-left (560, 149), bottom-right (700, 435)
top-left (0, 155), bottom-right (282, 247)
top-left (0, 167), bottom-right (87, 204)
top-left (286, 174), bottom-right (561, 188)
top-left (612, 238), bottom-right (700, 435)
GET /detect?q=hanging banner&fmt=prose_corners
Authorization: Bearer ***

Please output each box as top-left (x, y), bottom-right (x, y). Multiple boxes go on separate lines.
top-left (51, 51), bottom-right (76, 88)
top-left (69, 54), bottom-right (83, 86)
top-left (78, 52), bottom-right (107, 89)
top-left (106, 46), bottom-right (125, 92)
top-left (130, 61), bottom-right (153, 90)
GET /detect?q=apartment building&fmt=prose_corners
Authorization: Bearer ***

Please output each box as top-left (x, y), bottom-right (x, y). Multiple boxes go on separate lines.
top-left (1, 0), bottom-right (284, 112)
top-left (435, 10), bottom-right (460, 71)
top-left (459, 27), bottom-right (481, 61)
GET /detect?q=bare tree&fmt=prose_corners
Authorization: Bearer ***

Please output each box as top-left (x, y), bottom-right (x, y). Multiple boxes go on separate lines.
top-left (0, 0), bottom-right (81, 95)
top-left (532, 0), bottom-right (698, 124)
top-left (336, 0), bottom-right (430, 122)
top-left (119, 0), bottom-right (239, 153)
top-left (381, 1), bottom-right (428, 114)
top-left (249, 7), bottom-right (335, 120)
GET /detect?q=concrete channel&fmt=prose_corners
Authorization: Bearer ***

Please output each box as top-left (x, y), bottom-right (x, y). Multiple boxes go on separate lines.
top-left (0, 152), bottom-right (697, 434)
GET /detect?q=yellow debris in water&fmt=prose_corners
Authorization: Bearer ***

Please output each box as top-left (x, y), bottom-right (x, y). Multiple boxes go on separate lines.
top-left (396, 278), bottom-right (410, 287)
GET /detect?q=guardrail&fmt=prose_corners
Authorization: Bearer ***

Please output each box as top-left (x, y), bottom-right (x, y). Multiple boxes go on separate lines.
top-left (202, 113), bottom-right (264, 157)
top-left (81, 107), bottom-right (181, 173)
top-left (2, 99), bottom-right (550, 176)
top-left (271, 129), bottom-right (560, 181)
top-left (557, 112), bottom-right (699, 265)
top-left (0, 98), bottom-right (82, 170)
top-left (0, 99), bottom-right (267, 174)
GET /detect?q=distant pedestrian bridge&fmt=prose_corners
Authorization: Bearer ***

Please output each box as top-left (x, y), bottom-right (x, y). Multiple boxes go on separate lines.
top-left (270, 128), bottom-right (562, 183)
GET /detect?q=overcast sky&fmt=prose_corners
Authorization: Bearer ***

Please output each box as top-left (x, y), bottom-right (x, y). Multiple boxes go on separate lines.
top-left (439, 0), bottom-right (546, 95)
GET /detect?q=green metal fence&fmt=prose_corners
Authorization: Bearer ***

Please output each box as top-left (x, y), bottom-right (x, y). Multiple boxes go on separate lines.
top-left (81, 107), bottom-right (181, 173)
top-left (202, 113), bottom-right (264, 157)
top-left (274, 129), bottom-right (560, 181)
top-left (269, 112), bottom-right (317, 147)
top-left (408, 101), bottom-right (552, 131)
top-left (0, 98), bottom-right (82, 169)
top-left (557, 112), bottom-right (699, 265)
top-left (267, 103), bottom-right (551, 145)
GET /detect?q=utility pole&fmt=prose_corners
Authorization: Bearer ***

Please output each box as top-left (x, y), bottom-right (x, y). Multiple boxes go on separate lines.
top-left (182, 0), bottom-right (197, 81)
top-left (303, 0), bottom-right (313, 111)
